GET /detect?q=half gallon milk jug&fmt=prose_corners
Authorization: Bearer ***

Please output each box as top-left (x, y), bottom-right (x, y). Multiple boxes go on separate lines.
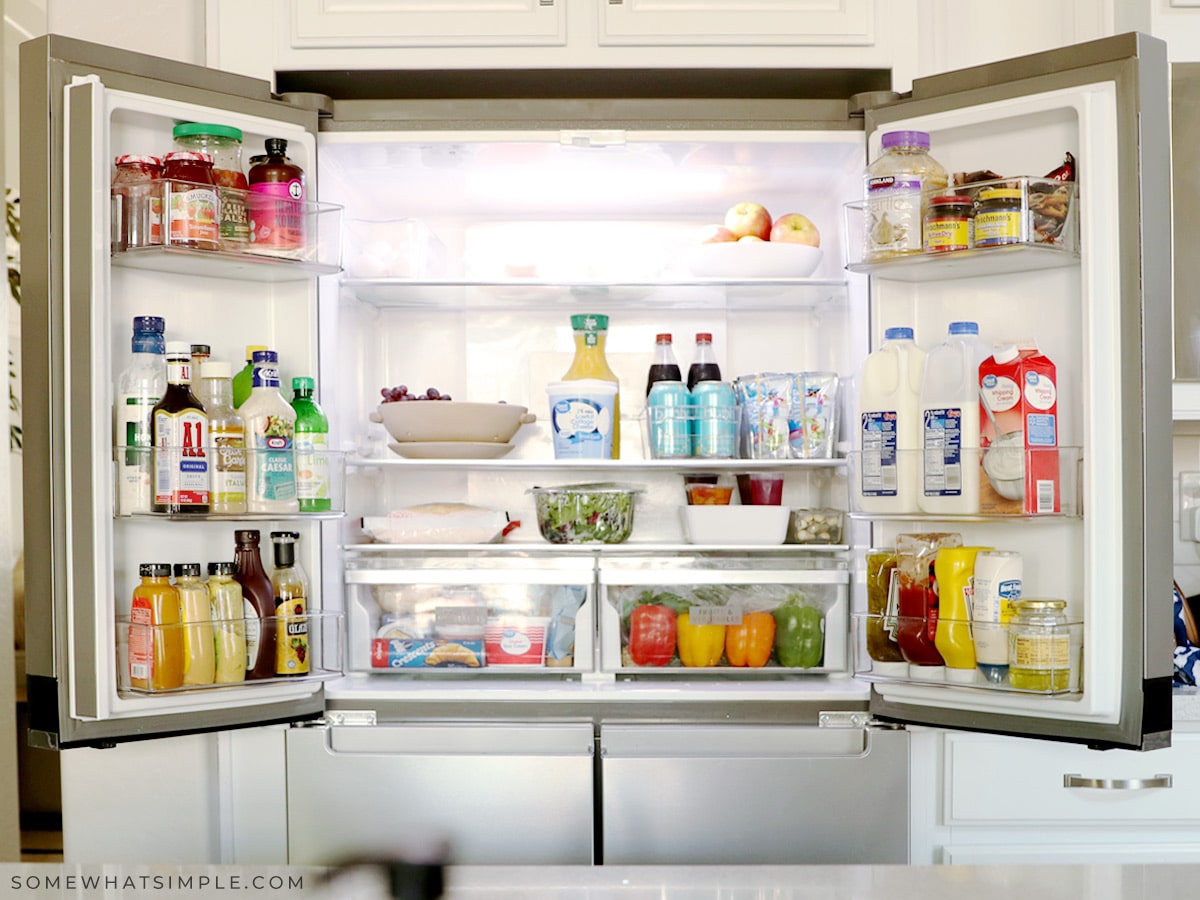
top-left (918, 321), bottom-right (991, 515)
top-left (856, 326), bottom-right (924, 514)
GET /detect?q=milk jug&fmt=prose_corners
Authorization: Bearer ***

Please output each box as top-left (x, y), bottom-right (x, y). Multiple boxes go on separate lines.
top-left (856, 326), bottom-right (925, 514)
top-left (918, 321), bottom-right (990, 515)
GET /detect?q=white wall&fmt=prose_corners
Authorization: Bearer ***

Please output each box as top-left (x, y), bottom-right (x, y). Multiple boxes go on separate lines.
top-left (46, 0), bottom-right (204, 64)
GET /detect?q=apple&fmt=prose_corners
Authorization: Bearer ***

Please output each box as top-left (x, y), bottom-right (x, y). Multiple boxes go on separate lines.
top-left (770, 213), bottom-right (821, 247)
top-left (700, 224), bottom-right (737, 244)
top-left (724, 202), bottom-right (772, 241)
top-left (738, 235), bottom-right (765, 242)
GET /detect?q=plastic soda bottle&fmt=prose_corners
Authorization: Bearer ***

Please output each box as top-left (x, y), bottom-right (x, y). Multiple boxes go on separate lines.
top-left (645, 332), bottom-right (683, 396)
top-left (686, 332), bottom-right (723, 390)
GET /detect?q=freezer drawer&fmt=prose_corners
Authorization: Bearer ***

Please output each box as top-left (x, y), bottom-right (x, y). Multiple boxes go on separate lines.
top-left (285, 722), bottom-right (595, 864)
top-left (600, 723), bottom-right (908, 864)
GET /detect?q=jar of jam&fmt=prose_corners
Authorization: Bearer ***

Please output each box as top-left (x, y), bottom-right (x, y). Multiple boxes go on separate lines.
top-left (173, 123), bottom-right (249, 251)
top-left (922, 194), bottom-right (973, 253)
top-left (111, 154), bottom-right (162, 252)
top-left (162, 150), bottom-right (219, 251)
top-left (973, 187), bottom-right (1026, 248)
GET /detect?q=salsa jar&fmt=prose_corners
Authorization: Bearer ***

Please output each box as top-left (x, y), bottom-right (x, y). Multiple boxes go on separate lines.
top-left (973, 187), bottom-right (1026, 247)
top-left (162, 150), bottom-right (219, 251)
top-left (922, 194), bottom-right (973, 253)
top-left (111, 154), bottom-right (162, 252)
top-left (173, 123), bottom-right (249, 250)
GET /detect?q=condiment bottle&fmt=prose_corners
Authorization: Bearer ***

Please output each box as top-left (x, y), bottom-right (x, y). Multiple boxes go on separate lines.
top-left (933, 546), bottom-right (993, 683)
top-left (864, 130), bottom-right (947, 260)
top-left (173, 562), bottom-right (215, 686)
top-left (208, 561), bottom-right (247, 684)
top-left (645, 333), bottom-right (682, 397)
top-left (197, 361), bottom-right (247, 516)
top-left (111, 154), bottom-right (162, 251)
top-left (864, 548), bottom-right (906, 675)
top-left (151, 341), bottom-right (210, 515)
top-left (292, 376), bottom-right (331, 513)
top-left (248, 137), bottom-right (306, 254)
top-left (563, 314), bottom-right (620, 459)
top-left (232, 343), bottom-right (267, 409)
top-left (162, 150), bottom-right (219, 251)
top-left (240, 349), bottom-right (299, 514)
top-left (190, 343), bottom-right (210, 377)
top-left (172, 122), bottom-right (249, 250)
top-left (128, 563), bottom-right (184, 691)
top-left (233, 529), bottom-right (279, 680)
top-left (1009, 599), bottom-right (1071, 691)
top-left (114, 315), bottom-right (166, 516)
top-left (686, 332), bottom-right (722, 390)
top-left (270, 531), bottom-right (310, 676)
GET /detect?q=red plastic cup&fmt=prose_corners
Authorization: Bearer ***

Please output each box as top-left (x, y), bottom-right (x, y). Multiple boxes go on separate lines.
top-left (748, 472), bottom-right (784, 505)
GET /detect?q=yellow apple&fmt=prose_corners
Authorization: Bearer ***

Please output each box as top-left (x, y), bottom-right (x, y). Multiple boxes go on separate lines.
top-left (770, 213), bottom-right (820, 247)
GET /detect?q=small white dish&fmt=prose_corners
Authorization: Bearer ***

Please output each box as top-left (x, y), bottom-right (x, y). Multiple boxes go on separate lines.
top-left (680, 505), bottom-right (789, 545)
top-left (388, 441), bottom-right (515, 460)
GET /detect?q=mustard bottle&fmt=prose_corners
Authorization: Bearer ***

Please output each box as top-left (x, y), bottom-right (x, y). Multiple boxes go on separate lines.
top-left (564, 313), bottom-right (620, 458)
top-left (933, 545), bottom-right (993, 683)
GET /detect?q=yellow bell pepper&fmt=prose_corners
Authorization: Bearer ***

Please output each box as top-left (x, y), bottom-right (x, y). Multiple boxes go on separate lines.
top-left (677, 612), bottom-right (725, 667)
top-left (725, 611), bottom-right (776, 668)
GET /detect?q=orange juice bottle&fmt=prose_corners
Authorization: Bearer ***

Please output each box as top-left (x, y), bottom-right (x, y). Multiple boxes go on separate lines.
top-left (564, 313), bottom-right (620, 458)
top-left (129, 563), bottom-right (184, 690)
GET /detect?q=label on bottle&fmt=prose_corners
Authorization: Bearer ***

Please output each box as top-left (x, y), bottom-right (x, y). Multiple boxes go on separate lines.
top-left (860, 410), bottom-right (899, 497)
top-left (248, 181), bottom-right (305, 251)
top-left (922, 407), bottom-right (963, 497)
top-left (866, 175), bottom-right (925, 255)
top-left (210, 427), bottom-right (247, 511)
top-left (117, 393), bottom-right (158, 515)
top-left (276, 595), bottom-right (310, 675)
top-left (248, 432), bottom-right (296, 505)
top-left (243, 596), bottom-right (260, 670)
top-left (153, 409), bottom-right (210, 508)
top-left (167, 185), bottom-right (219, 247)
top-left (295, 432), bottom-right (330, 506)
top-left (129, 596), bottom-right (153, 684)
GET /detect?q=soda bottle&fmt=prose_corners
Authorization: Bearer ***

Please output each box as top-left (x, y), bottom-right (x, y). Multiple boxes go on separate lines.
top-left (292, 376), bottom-right (331, 513)
top-left (151, 341), bottom-right (210, 514)
top-left (233, 529), bottom-right (279, 680)
top-left (114, 316), bottom-right (166, 515)
top-left (686, 332), bottom-right (723, 390)
top-left (645, 332), bottom-right (682, 397)
top-left (270, 531), bottom-right (310, 676)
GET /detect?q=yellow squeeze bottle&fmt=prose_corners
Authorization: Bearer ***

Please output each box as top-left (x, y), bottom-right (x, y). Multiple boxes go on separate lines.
top-left (934, 546), bottom-right (993, 683)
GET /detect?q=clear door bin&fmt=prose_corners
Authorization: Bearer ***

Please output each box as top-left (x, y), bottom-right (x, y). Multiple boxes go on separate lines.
top-left (851, 612), bottom-right (1082, 694)
top-left (116, 610), bottom-right (343, 694)
top-left (846, 446), bottom-right (1081, 518)
top-left (598, 560), bottom-right (849, 675)
top-left (114, 447), bottom-right (346, 518)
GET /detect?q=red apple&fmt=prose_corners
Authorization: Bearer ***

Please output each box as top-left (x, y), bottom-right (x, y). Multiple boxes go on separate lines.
top-left (700, 224), bottom-right (737, 244)
top-left (738, 234), bottom-right (765, 242)
top-left (770, 213), bottom-right (821, 247)
top-left (724, 202), bottom-right (772, 241)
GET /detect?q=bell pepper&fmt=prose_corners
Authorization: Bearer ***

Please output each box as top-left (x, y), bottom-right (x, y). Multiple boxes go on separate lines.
top-left (676, 612), bottom-right (725, 667)
top-left (628, 604), bottom-right (677, 666)
top-left (773, 598), bottom-right (825, 669)
top-left (725, 611), bottom-right (776, 668)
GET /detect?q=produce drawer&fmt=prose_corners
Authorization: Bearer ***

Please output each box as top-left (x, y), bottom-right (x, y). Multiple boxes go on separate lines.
top-left (598, 557), bottom-right (849, 675)
top-left (944, 732), bottom-right (1200, 825)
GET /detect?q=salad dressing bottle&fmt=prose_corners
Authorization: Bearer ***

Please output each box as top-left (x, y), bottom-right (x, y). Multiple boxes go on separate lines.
top-left (240, 349), bottom-right (298, 514)
top-left (563, 313), bottom-right (620, 458)
top-left (270, 531), bottom-right (310, 676)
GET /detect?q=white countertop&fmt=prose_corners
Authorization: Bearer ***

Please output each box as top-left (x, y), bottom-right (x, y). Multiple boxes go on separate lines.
top-left (1173, 685), bottom-right (1200, 724)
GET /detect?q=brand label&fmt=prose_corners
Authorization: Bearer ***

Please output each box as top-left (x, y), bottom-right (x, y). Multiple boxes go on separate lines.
top-left (860, 410), bottom-right (899, 497)
top-left (153, 409), bottom-right (209, 508)
top-left (167, 186), bottom-right (219, 246)
top-left (866, 175), bottom-right (926, 255)
top-left (295, 432), bottom-right (330, 502)
top-left (922, 406), bottom-right (963, 497)
top-left (248, 181), bottom-right (305, 251)
top-left (211, 429), bottom-right (247, 508)
top-left (128, 598), bottom-right (153, 683)
top-left (275, 597), bottom-right (310, 675)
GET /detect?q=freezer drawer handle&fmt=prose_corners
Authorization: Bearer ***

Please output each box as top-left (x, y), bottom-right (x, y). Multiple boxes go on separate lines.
top-left (1062, 773), bottom-right (1173, 790)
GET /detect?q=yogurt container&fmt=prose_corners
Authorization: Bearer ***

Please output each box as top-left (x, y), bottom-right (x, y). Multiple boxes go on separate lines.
top-left (547, 379), bottom-right (618, 459)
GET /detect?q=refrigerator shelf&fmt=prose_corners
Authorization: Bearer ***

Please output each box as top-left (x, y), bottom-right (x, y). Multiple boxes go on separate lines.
top-left (119, 511), bottom-right (346, 522)
top-left (844, 242), bottom-right (1080, 282)
top-left (346, 455), bottom-right (848, 472)
top-left (344, 542), bottom-right (848, 556)
top-left (112, 244), bottom-right (341, 281)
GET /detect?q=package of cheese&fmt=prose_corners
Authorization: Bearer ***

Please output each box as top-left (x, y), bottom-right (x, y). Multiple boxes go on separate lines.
top-left (362, 503), bottom-right (516, 544)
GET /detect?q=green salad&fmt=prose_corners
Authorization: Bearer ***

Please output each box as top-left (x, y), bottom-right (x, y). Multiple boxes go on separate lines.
top-left (532, 483), bottom-right (639, 544)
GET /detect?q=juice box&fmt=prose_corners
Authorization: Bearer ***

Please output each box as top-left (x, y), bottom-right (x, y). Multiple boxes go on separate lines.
top-left (978, 341), bottom-right (1059, 515)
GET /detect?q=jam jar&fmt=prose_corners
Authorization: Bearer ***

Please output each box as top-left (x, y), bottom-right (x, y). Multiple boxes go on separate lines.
top-left (111, 154), bottom-right (162, 252)
top-left (172, 123), bottom-right (249, 251)
top-left (922, 194), bottom-right (974, 253)
top-left (162, 150), bottom-right (219, 251)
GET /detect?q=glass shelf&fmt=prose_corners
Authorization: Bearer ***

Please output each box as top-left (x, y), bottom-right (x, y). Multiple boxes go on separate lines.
top-left (113, 245), bottom-right (341, 282)
top-left (347, 454), bottom-right (848, 472)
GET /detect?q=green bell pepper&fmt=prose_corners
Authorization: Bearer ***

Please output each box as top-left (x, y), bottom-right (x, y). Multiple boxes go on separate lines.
top-left (773, 597), bottom-right (824, 668)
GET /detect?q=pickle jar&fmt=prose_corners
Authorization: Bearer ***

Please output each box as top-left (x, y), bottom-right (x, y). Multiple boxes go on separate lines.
top-left (1008, 598), bottom-right (1071, 692)
top-left (162, 151), bottom-right (219, 251)
top-left (111, 154), bottom-right (162, 252)
top-left (172, 123), bottom-right (249, 250)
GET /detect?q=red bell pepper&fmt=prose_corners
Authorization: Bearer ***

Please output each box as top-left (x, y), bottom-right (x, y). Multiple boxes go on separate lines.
top-left (628, 604), bottom-right (677, 666)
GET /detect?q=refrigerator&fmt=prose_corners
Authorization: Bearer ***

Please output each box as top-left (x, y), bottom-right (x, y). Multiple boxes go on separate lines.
top-left (19, 31), bottom-right (1174, 865)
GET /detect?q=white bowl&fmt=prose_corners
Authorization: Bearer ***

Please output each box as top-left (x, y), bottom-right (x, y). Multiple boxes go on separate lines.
top-left (680, 505), bottom-right (790, 546)
top-left (682, 242), bottom-right (823, 278)
top-left (371, 400), bottom-right (535, 443)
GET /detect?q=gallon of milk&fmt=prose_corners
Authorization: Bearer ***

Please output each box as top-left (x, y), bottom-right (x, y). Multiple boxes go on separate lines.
top-left (918, 321), bottom-right (991, 515)
top-left (856, 326), bottom-right (925, 514)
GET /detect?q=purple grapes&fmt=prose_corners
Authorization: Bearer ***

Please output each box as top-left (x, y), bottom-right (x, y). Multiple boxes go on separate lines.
top-left (380, 384), bottom-right (452, 403)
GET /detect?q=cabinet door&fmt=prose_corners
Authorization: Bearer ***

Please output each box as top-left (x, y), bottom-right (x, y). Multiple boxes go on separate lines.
top-left (599, 0), bottom-right (874, 47)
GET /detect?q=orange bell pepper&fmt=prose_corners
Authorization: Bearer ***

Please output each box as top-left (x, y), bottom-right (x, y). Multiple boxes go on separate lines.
top-left (677, 612), bottom-right (725, 667)
top-left (725, 611), bottom-right (776, 668)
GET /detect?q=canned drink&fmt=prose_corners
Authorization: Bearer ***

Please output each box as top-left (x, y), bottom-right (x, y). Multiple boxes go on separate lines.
top-left (647, 380), bottom-right (692, 459)
top-left (971, 550), bottom-right (1023, 684)
top-left (691, 380), bottom-right (738, 458)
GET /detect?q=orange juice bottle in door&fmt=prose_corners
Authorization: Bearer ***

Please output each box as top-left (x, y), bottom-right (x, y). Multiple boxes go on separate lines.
top-left (129, 563), bottom-right (184, 690)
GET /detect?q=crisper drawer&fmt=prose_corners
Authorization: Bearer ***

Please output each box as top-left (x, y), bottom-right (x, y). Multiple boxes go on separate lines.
top-left (598, 557), bottom-right (848, 674)
top-left (600, 724), bottom-right (908, 864)
top-left (344, 555), bottom-right (594, 674)
top-left (285, 723), bottom-right (595, 864)
top-left (945, 732), bottom-right (1200, 825)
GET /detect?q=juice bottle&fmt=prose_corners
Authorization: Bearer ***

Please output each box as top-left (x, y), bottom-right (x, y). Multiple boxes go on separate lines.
top-left (292, 376), bottom-right (331, 513)
top-left (686, 332), bottom-right (723, 390)
top-left (270, 531), bottom-right (310, 676)
top-left (232, 344), bottom-right (267, 409)
top-left (197, 361), bottom-right (247, 515)
top-left (151, 341), bottom-right (210, 514)
top-left (563, 314), bottom-right (620, 459)
top-left (248, 137), bottom-right (306, 255)
top-left (240, 349), bottom-right (299, 514)
top-left (233, 529), bottom-right (279, 680)
top-left (173, 562), bottom-right (215, 686)
top-left (645, 333), bottom-right (682, 397)
top-left (855, 327), bottom-right (925, 514)
top-left (933, 545), bottom-right (993, 683)
top-left (918, 321), bottom-right (991, 515)
top-left (128, 563), bottom-right (184, 691)
top-left (208, 561), bottom-right (247, 684)
top-left (114, 315), bottom-right (165, 516)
